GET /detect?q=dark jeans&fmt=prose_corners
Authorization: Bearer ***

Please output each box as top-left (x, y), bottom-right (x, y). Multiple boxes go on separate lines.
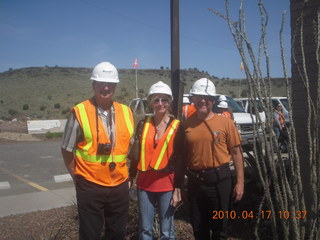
top-left (187, 167), bottom-right (232, 240)
top-left (75, 175), bottom-right (129, 240)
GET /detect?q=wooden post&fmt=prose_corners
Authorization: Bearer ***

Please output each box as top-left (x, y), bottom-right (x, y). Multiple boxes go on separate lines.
top-left (171, 0), bottom-right (183, 119)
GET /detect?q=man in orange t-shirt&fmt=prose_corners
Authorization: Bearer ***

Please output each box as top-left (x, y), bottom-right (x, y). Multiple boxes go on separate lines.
top-left (177, 78), bottom-right (244, 240)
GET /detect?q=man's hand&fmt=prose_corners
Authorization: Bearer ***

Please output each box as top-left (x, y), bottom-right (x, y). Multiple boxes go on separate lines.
top-left (233, 182), bottom-right (244, 202)
top-left (128, 177), bottom-right (134, 189)
top-left (230, 146), bottom-right (245, 202)
top-left (61, 148), bottom-right (75, 181)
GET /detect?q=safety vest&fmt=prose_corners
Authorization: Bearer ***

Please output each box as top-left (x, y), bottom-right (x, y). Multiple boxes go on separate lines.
top-left (221, 111), bottom-right (231, 119)
top-left (277, 110), bottom-right (285, 126)
top-left (138, 116), bottom-right (180, 171)
top-left (182, 104), bottom-right (196, 120)
top-left (73, 99), bottom-right (134, 186)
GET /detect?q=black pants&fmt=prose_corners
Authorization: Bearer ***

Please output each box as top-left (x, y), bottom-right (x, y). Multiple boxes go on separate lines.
top-left (187, 167), bottom-right (232, 240)
top-left (75, 176), bottom-right (129, 240)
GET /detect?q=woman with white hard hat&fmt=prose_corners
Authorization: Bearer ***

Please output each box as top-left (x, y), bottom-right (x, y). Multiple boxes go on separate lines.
top-left (128, 81), bottom-right (183, 240)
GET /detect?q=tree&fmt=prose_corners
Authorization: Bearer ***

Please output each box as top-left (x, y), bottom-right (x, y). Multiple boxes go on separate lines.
top-left (209, 0), bottom-right (319, 239)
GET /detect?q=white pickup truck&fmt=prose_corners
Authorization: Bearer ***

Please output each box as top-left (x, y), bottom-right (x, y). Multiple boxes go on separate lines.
top-left (213, 95), bottom-right (262, 152)
top-left (235, 97), bottom-right (289, 123)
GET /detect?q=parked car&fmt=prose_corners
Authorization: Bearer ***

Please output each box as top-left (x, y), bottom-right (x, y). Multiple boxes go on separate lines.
top-left (235, 97), bottom-right (289, 123)
top-left (235, 98), bottom-right (266, 122)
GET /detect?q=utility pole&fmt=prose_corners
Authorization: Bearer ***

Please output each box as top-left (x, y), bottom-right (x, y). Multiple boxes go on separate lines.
top-left (171, 0), bottom-right (183, 119)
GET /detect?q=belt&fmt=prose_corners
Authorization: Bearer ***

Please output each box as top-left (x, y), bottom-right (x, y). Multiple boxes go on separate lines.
top-left (187, 163), bottom-right (230, 183)
top-left (188, 163), bottom-right (229, 173)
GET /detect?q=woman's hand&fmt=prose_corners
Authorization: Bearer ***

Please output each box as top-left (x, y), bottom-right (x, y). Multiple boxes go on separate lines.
top-left (170, 188), bottom-right (182, 208)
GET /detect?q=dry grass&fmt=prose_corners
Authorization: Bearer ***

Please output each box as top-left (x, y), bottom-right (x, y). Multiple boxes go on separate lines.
top-left (0, 67), bottom-right (287, 120)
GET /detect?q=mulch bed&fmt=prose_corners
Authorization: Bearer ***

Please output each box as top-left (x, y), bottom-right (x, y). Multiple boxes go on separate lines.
top-left (0, 199), bottom-right (262, 240)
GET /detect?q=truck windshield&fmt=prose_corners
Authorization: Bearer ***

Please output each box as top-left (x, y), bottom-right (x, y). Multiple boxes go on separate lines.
top-left (226, 96), bottom-right (246, 113)
top-left (213, 96), bottom-right (245, 113)
top-left (280, 98), bottom-right (288, 111)
top-left (248, 100), bottom-right (264, 113)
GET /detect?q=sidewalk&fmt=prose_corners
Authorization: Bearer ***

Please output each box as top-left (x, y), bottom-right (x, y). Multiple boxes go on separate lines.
top-left (0, 187), bottom-right (76, 217)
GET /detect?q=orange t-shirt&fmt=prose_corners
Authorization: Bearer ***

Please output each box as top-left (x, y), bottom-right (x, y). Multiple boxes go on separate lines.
top-left (182, 114), bottom-right (241, 169)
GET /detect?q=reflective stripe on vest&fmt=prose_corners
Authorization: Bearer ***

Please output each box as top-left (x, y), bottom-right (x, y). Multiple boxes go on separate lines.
top-left (122, 103), bottom-right (134, 136)
top-left (75, 101), bottom-right (134, 163)
top-left (76, 149), bottom-right (127, 163)
top-left (76, 103), bottom-right (93, 152)
top-left (152, 119), bottom-right (179, 170)
top-left (138, 116), bottom-right (180, 171)
top-left (140, 116), bottom-right (151, 171)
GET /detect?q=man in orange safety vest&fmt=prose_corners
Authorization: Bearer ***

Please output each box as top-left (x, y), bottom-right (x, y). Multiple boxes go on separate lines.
top-left (61, 62), bottom-right (134, 240)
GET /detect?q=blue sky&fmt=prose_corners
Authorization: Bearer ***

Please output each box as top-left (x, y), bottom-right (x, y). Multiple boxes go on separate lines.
top-left (0, 0), bottom-right (291, 78)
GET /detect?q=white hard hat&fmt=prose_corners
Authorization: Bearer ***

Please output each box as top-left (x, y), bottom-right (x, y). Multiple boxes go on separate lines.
top-left (147, 81), bottom-right (173, 100)
top-left (217, 101), bottom-right (228, 109)
top-left (183, 96), bottom-right (190, 104)
top-left (219, 95), bottom-right (227, 101)
top-left (90, 62), bottom-right (119, 83)
top-left (190, 78), bottom-right (216, 96)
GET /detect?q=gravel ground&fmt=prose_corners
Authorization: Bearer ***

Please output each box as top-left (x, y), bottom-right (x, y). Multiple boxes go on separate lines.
top-left (0, 200), bottom-right (258, 240)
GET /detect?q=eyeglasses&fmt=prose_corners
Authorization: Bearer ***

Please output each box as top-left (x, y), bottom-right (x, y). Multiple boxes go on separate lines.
top-left (154, 98), bottom-right (169, 104)
top-left (193, 95), bottom-right (214, 101)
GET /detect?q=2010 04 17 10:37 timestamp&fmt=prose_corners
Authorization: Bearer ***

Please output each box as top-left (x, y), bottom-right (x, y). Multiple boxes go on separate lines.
top-left (212, 210), bottom-right (307, 220)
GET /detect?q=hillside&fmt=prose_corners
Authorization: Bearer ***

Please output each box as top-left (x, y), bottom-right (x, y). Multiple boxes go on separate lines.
top-left (0, 67), bottom-right (287, 120)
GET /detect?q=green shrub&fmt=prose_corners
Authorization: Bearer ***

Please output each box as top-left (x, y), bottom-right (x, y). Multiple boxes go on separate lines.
top-left (241, 89), bottom-right (248, 97)
top-left (45, 131), bottom-right (63, 139)
top-left (40, 105), bottom-right (46, 111)
top-left (22, 104), bottom-right (29, 110)
top-left (54, 103), bottom-right (61, 109)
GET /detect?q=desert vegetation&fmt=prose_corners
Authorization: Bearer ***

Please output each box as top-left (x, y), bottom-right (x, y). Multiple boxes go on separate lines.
top-left (0, 66), bottom-right (287, 121)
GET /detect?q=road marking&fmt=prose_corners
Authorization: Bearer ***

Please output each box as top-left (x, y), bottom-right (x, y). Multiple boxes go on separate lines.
top-left (0, 181), bottom-right (11, 190)
top-left (0, 166), bottom-right (48, 191)
top-left (40, 156), bottom-right (53, 159)
top-left (54, 174), bottom-right (72, 183)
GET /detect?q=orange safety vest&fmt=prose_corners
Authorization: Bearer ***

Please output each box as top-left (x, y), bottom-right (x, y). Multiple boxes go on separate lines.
top-left (73, 99), bottom-right (134, 186)
top-left (221, 111), bottom-right (231, 119)
top-left (137, 116), bottom-right (180, 171)
top-left (182, 104), bottom-right (196, 120)
top-left (277, 110), bottom-right (285, 126)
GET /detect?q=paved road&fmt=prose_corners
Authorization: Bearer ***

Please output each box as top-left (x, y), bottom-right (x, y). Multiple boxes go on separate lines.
top-left (0, 141), bottom-right (75, 217)
top-left (0, 141), bottom-right (287, 217)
